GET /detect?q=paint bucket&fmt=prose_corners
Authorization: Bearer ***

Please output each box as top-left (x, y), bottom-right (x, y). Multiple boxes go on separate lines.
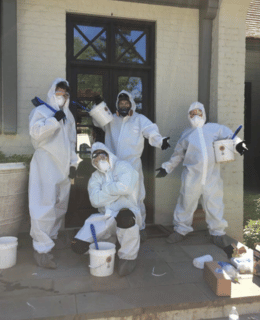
top-left (213, 139), bottom-right (235, 163)
top-left (0, 236), bottom-right (18, 269)
top-left (89, 242), bottom-right (116, 277)
top-left (89, 102), bottom-right (113, 127)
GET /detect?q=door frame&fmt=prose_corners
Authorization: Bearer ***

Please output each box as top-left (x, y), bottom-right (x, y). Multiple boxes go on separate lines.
top-left (66, 13), bottom-right (156, 224)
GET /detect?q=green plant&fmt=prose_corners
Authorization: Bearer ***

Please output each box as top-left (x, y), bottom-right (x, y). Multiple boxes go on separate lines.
top-left (243, 190), bottom-right (260, 248)
top-left (244, 219), bottom-right (260, 249)
top-left (244, 190), bottom-right (260, 225)
top-left (0, 151), bottom-right (32, 166)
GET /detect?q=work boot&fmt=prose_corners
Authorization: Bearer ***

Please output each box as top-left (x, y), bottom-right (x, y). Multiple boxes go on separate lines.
top-left (71, 238), bottom-right (90, 255)
top-left (140, 229), bottom-right (147, 243)
top-left (166, 231), bottom-right (185, 244)
top-left (33, 251), bottom-right (57, 269)
top-left (118, 259), bottom-right (137, 276)
top-left (211, 235), bottom-right (226, 249)
top-left (53, 237), bottom-right (71, 250)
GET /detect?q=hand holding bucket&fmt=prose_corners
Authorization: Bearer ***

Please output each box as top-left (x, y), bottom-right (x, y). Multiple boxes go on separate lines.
top-left (213, 125), bottom-right (245, 163)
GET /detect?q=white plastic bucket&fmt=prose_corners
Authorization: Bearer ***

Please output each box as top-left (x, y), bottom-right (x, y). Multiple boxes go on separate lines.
top-left (213, 139), bottom-right (235, 163)
top-left (89, 102), bottom-right (113, 127)
top-left (0, 236), bottom-right (18, 269)
top-left (89, 242), bottom-right (116, 277)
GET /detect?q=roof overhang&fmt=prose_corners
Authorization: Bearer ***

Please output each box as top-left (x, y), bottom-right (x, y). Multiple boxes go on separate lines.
top-left (114, 0), bottom-right (205, 9)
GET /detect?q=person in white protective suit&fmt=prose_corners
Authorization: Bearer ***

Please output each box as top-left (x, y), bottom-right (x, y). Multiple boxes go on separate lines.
top-left (156, 102), bottom-right (248, 248)
top-left (88, 90), bottom-right (170, 238)
top-left (29, 78), bottom-right (78, 269)
top-left (71, 142), bottom-right (141, 276)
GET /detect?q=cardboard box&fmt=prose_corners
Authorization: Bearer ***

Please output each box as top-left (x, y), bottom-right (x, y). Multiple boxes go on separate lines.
top-left (204, 261), bottom-right (231, 296)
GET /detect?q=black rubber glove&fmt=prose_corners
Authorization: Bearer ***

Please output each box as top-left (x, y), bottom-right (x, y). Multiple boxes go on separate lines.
top-left (69, 166), bottom-right (77, 179)
top-left (161, 137), bottom-right (171, 150)
top-left (93, 95), bottom-right (104, 105)
top-left (223, 245), bottom-right (234, 259)
top-left (236, 141), bottom-right (248, 155)
top-left (155, 168), bottom-right (168, 178)
top-left (54, 110), bottom-right (66, 122)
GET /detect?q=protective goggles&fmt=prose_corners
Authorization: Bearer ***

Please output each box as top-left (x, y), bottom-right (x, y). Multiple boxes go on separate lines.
top-left (189, 109), bottom-right (203, 118)
top-left (92, 150), bottom-right (108, 160)
top-left (55, 91), bottom-right (70, 98)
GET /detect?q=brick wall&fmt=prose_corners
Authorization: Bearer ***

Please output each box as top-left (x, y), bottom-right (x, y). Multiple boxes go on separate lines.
top-left (0, 0), bottom-right (199, 227)
top-left (0, 0), bottom-right (199, 158)
top-left (210, 0), bottom-right (251, 241)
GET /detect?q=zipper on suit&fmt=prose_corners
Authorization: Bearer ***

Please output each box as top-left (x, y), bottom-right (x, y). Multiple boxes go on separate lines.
top-left (197, 127), bottom-right (208, 185)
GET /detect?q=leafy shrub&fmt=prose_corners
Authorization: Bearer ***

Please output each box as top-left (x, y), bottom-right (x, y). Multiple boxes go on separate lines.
top-left (244, 219), bottom-right (260, 249)
top-left (0, 151), bottom-right (32, 165)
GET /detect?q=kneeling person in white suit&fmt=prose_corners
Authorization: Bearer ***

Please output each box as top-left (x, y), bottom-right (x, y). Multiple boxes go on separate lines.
top-left (71, 142), bottom-right (141, 276)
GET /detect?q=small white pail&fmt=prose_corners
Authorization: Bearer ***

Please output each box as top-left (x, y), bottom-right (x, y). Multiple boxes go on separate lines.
top-left (213, 139), bottom-right (235, 163)
top-left (0, 237), bottom-right (18, 269)
top-left (89, 242), bottom-right (116, 277)
top-left (89, 102), bottom-right (114, 127)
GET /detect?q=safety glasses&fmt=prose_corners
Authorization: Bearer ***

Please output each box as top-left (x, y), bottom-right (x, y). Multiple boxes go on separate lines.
top-left (92, 150), bottom-right (108, 160)
top-left (55, 91), bottom-right (70, 98)
top-left (189, 109), bottom-right (203, 118)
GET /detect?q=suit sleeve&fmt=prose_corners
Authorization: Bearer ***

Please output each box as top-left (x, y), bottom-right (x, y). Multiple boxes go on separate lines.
top-left (68, 116), bottom-right (78, 168)
top-left (161, 139), bottom-right (185, 174)
top-left (29, 108), bottom-right (60, 142)
top-left (140, 115), bottom-right (165, 148)
top-left (102, 161), bottom-right (139, 196)
top-left (88, 172), bottom-right (120, 208)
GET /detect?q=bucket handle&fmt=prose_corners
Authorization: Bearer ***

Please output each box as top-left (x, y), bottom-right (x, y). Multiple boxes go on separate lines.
top-left (89, 262), bottom-right (106, 269)
top-left (89, 255), bottom-right (112, 269)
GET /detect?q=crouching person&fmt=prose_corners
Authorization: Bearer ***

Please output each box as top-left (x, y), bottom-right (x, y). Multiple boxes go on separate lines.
top-left (71, 142), bottom-right (141, 276)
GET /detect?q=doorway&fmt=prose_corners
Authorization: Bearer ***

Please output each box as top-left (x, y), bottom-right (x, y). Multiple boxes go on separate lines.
top-left (65, 14), bottom-right (155, 227)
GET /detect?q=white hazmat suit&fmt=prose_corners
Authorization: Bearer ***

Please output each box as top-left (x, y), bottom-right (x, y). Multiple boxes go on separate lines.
top-left (161, 102), bottom-right (242, 237)
top-left (93, 90), bottom-right (167, 229)
top-left (75, 142), bottom-right (141, 261)
top-left (29, 78), bottom-right (78, 254)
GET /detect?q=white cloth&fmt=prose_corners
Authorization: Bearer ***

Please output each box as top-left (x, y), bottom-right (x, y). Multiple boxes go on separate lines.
top-left (29, 78), bottom-right (78, 254)
top-left (193, 255), bottom-right (213, 269)
top-left (161, 102), bottom-right (242, 237)
top-left (93, 90), bottom-right (166, 229)
top-left (75, 142), bottom-right (141, 260)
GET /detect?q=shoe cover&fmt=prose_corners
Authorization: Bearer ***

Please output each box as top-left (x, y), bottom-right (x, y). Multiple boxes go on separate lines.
top-left (118, 259), bottom-right (137, 276)
top-left (33, 251), bottom-right (57, 269)
top-left (211, 235), bottom-right (226, 248)
top-left (166, 232), bottom-right (185, 244)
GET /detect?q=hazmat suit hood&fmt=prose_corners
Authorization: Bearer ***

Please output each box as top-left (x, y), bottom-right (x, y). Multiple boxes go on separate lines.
top-left (91, 142), bottom-right (117, 172)
top-left (47, 78), bottom-right (71, 116)
top-left (188, 102), bottom-right (206, 128)
top-left (29, 77), bottom-right (78, 177)
top-left (116, 90), bottom-right (136, 115)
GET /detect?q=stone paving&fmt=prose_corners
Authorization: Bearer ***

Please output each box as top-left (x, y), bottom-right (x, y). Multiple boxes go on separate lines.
top-left (1, 230), bottom-right (260, 320)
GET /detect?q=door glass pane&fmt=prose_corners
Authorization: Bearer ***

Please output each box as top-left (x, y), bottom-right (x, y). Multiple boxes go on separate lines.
top-left (118, 76), bottom-right (142, 113)
top-left (115, 28), bottom-right (146, 64)
top-left (74, 25), bottom-right (107, 61)
top-left (76, 74), bottom-right (104, 155)
top-left (77, 74), bottom-right (103, 105)
top-left (77, 126), bottom-right (92, 155)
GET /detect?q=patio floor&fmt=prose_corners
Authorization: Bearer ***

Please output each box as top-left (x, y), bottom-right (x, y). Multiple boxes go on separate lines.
top-left (1, 230), bottom-right (260, 320)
